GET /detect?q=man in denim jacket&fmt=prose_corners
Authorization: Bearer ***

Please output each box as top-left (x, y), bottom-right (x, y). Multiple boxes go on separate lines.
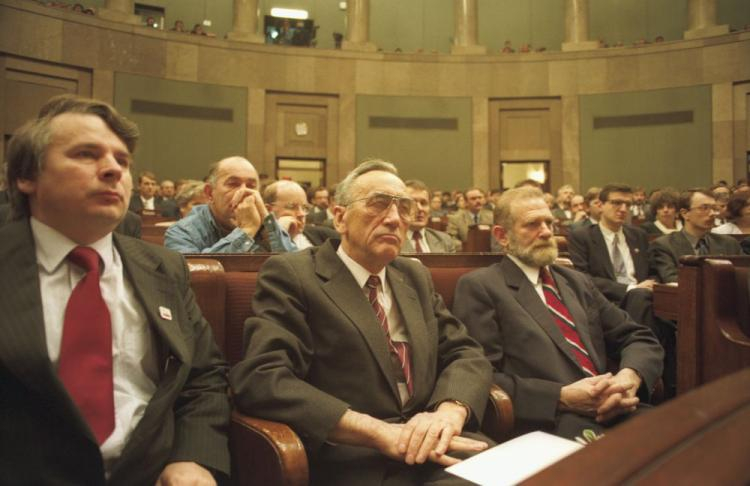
top-left (165, 156), bottom-right (295, 253)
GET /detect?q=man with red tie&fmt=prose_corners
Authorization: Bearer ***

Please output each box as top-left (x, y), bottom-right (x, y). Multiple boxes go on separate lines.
top-left (230, 159), bottom-right (492, 486)
top-left (0, 95), bottom-right (230, 485)
top-left (400, 179), bottom-right (456, 253)
top-left (452, 186), bottom-right (663, 439)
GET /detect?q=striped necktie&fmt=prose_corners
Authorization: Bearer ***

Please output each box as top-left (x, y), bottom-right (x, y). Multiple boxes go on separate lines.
top-left (540, 267), bottom-right (597, 377)
top-left (365, 276), bottom-right (413, 396)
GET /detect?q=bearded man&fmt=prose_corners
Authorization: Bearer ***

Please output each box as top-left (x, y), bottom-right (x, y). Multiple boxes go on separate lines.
top-left (452, 186), bottom-right (663, 439)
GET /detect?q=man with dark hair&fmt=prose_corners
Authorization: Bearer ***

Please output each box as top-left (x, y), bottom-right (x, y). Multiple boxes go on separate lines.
top-left (453, 186), bottom-right (663, 439)
top-left (128, 171), bottom-right (179, 218)
top-left (0, 94), bottom-right (230, 485)
top-left (446, 187), bottom-right (493, 249)
top-left (231, 159), bottom-right (492, 486)
top-left (568, 186), bottom-right (602, 231)
top-left (164, 156), bottom-right (295, 253)
top-left (264, 179), bottom-right (338, 250)
top-left (649, 189), bottom-right (742, 283)
top-left (401, 179), bottom-right (455, 253)
top-left (306, 185), bottom-right (334, 226)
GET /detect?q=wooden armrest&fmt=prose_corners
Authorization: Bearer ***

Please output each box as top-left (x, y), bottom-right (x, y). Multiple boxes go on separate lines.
top-left (229, 410), bottom-right (308, 486)
top-left (481, 384), bottom-right (514, 442)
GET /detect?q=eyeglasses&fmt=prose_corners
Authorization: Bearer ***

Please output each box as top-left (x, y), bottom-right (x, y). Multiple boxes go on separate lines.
top-left (606, 199), bottom-right (633, 209)
top-left (689, 204), bottom-right (719, 213)
top-left (346, 192), bottom-right (415, 220)
top-left (274, 202), bottom-right (312, 214)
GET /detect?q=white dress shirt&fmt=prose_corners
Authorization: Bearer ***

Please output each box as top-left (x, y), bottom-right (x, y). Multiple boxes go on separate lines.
top-left (407, 228), bottom-right (431, 253)
top-left (292, 231), bottom-right (314, 250)
top-left (599, 223), bottom-right (637, 287)
top-left (337, 245), bottom-right (410, 404)
top-left (140, 196), bottom-right (155, 210)
top-left (31, 218), bottom-right (158, 476)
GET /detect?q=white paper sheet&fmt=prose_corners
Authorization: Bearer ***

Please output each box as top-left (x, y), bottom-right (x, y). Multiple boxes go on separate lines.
top-left (445, 431), bottom-right (583, 485)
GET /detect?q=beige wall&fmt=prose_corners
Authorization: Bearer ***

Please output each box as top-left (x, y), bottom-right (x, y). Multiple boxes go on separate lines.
top-left (1, 0), bottom-right (749, 189)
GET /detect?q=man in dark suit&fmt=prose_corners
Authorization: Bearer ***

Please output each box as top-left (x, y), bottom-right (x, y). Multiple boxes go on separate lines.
top-left (264, 179), bottom-right (338, 249)
top-left (128, 171), bottom-right (180, 218)
top-left (230, 159), bottom-right (492, 486)
top-left (453, 186), bottom-right (663, 439)
top-left (306, 185), bottom-right (334, 227)
top-left (649, 189), bottom-right (743, 283)
top-left (401, 179), bottom-right (456, 253)
top-left (446, 187), bottom-right (493, 249)
top-left (0, 94), bottom-right (230, 485)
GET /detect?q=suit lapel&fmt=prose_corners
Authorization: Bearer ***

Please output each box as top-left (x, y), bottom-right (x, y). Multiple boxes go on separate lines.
top-left (501, 258), bottom-right (585, 372)
top-left (591, 225), bottom-right (616, 280)
top-left (114, 235), bottom-right (189, 365)
top-left (0, 220), bottom-right (97, 442)
top-left (315, 243), bottom-right (402, 404)
top-left (624, 226), bottom-right (647, 279)
top-left (387, 266), bottom-right (429, 402)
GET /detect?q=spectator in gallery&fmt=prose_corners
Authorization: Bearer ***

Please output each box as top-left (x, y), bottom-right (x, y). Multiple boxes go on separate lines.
top-left (170, 20), bottom-right (186, 32)
top-left (712, 191), bottom-right (750, 234)
top-left (191, 23), bottom-right (206, 36)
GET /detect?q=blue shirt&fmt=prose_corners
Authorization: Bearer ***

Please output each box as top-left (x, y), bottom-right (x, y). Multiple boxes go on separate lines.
top-left (164, 204), bottom-right (296, 253)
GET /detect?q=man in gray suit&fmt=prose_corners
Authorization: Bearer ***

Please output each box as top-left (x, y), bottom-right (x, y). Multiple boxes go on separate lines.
top-left (446, 187), bottom-right (493, 249)
top-left (0, 95), bottom-right (230, 485)
top-left (453, 186), bottom-right (663, 439)
top-left (649, 189), bottom-right (742, 283)
top-left (401, 179), bottom-right (456, 253)
top-left (230, 159), bottom-right (492, 486)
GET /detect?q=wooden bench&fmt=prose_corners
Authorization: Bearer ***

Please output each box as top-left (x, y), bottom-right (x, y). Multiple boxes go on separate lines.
top-left (523, 368), bottom-right (750, 485)
top-left (186, 253), bottom-right (518, 486)
top-left (141, 225), bottom-right (169, 245)
top-left (676, 255), bottom-right (750, 394)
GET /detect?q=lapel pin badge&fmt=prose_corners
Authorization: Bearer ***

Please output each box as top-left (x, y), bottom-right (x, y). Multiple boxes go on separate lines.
top-left (159, 306), bottom-right (173, 321)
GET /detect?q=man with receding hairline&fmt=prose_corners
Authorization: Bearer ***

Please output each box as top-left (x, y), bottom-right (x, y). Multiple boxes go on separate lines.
top-left (0, 94), bottom-right (230, 485)
top-left (231, 159), bottom-right (492, 486)
top-left (165, 156), bottom-right (295, 253)
top-left (453, 186), bottom-right (663, 439)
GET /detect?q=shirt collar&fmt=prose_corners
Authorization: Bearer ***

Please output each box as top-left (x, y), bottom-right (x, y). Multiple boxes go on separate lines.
top-left (598, 222), bottom-right (624, 243)
top-left (30, 217), bottom-right (114, 274)
top-left (336, 244), bottom-right (388, 292)
top-left (506, 254), bottom-right (541, 287)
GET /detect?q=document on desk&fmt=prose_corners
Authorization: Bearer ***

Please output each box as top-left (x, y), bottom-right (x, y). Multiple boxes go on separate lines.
top-left (445, 431), bottom-right (583, 485)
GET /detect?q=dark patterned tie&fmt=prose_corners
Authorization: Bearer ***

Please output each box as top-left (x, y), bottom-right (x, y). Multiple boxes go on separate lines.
top-left (58, 247), bottom-right (115, 445)
top-left (696, 236), bottom-right (709, 255)
top-left (412, 231), bottom-right (424, 253)
top-left (365, 276), bottom-right (413, 396)
top-left (540, 268), bottom-right (597, 377)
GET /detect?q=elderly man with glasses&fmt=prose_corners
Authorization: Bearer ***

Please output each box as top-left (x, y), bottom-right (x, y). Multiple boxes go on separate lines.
top-left (230, 159), bottom-right (493, 486)
top-left (263, 180), bottom-right (339, 250)
top-left (649, 188), bottom-right (742, 284)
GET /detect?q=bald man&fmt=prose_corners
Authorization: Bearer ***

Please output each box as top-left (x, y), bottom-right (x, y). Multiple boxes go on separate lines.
top-left (165, 157), bottom-right (295, 253)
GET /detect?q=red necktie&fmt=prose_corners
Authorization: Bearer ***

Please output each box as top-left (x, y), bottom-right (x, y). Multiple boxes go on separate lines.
top-left (366, 276), bottom-right (413, 396)
top-left (412, 231), bottom-right (424, 253)
top-left (540, 268), bottom-right (597, 377)
top-left (58, 246), bottom-right (115, 445)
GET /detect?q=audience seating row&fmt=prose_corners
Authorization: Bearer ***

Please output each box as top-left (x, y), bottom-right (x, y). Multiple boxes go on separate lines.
top-left (186, 252), bottom-right (518, 486)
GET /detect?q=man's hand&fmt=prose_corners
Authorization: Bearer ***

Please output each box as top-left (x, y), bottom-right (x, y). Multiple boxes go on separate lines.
top-left (277, 215), bottom-right (302, 238)
top-left (559, 373), bottom-right (624, 415)
top-left (595, 368), bottom-right (641, 423)
top-left (329, 409), bottom-right (487, 468)
top-left (231, 188), bottom-right (264, 236)
top-left (573, 211), bottom-right (587, 222)
top-left (397, 402), bottom-right (470, 465)
top-left (155, 462), bottom-right (216, 486)
top-left (633, 279), bottom-right (657, 291)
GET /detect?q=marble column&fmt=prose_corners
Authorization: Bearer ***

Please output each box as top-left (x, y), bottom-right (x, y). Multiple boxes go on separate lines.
top-left (227, 0), bottom-right (264, 43)
top-left (684, 0), bottom-right (729, 40)
top-left (342, 0), bottom-right (377, 52)
top-left (451, 0), bottom-right (486, 55)
top-left (98, 0), bottom-right (140, 25)
top-left (561, 0), bottom-right (598, 52)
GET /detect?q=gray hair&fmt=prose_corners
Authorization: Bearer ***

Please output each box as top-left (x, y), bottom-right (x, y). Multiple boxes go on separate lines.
top-left (493, 186), bottom-right (545, 228)
top-left (334, 159), bottom-right (399, 206)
